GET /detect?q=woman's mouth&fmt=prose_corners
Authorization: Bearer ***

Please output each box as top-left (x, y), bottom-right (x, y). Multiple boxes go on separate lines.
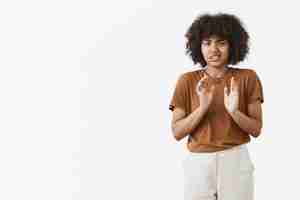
top-left (209, 55), bottom-right (221, 61)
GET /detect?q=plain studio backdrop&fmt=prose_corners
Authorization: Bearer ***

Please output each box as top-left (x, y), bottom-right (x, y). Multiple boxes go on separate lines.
top-left (0, 0), bottom-right (298, 199)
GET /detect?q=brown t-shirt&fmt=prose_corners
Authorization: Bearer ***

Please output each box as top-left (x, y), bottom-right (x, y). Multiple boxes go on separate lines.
top-left (169, 67), bottom-right (264, 153)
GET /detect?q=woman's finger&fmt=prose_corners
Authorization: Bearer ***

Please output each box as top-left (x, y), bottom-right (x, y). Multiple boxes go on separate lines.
top-left (210, 84), bottom-right (216, 93)
top-left (230, 76), bottom-right (234, 92)
top-left (232, 76), bottom-right (239, 91)
top-left (196, 74), bottom-right (208, 94)
top-left (224, 86), bottom-right (228, 96)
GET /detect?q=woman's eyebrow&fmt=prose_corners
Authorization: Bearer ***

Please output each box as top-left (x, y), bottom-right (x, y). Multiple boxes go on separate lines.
top-left (214, 39), bottom-right (227, 42)
top-left (203, 39), bottom-right (226, 42)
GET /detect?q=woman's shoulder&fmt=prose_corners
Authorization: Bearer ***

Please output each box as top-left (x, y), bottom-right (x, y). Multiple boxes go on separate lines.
top-left (177, 69), bottom-right (203, 81)
top-left (230, 67), bottom-right (258, 78)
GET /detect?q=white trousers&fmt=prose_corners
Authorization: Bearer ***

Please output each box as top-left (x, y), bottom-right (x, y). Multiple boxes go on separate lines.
top-left (182, 144), bottom-right (255, 200)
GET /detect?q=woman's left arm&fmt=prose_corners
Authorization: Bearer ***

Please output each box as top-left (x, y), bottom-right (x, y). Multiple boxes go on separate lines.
top-left (229, 100), bottom-right (263, 137)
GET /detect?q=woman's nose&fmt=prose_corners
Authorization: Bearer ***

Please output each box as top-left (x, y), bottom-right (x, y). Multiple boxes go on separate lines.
top-left (209, 43), bottom-right (219, 53)
top-left (210, 42), bottom-right (218, 49)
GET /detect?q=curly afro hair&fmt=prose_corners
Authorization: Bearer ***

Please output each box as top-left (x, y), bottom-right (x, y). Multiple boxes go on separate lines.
top-left (185, 13), bottom-right (250, 67)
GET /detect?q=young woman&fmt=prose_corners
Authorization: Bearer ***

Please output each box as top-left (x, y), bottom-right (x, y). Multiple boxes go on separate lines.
top-left (169, 13), bottom-right (264, 200)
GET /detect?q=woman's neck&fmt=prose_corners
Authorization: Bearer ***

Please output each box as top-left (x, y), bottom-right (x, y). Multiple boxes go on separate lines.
top-left (205, 65), bottom-right (229, 78)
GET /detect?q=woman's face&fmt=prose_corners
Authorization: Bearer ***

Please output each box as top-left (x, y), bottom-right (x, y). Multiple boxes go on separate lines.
top-left (201, 35), bottom-right (230, 68)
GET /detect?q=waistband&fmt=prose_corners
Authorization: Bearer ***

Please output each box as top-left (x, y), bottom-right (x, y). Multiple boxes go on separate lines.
top-left (187, 143), bottom-right (247, 156)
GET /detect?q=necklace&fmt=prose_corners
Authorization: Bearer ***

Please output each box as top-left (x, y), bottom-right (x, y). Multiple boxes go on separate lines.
top-left (203, 66), bottom-right (230, 79)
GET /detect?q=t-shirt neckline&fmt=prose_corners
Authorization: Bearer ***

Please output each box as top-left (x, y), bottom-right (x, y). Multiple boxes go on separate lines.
top-left (203, 66), bottom-right (232, 81)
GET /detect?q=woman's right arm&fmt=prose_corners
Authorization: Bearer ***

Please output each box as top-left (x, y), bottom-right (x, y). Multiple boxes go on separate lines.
top-left (171, 106), bottom-right (208, 141)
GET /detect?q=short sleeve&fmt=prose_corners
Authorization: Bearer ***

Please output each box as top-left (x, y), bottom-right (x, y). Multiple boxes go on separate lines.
top-left (169, 73), bottom-right (190, 112)
top-left (247, 70), bottom-right (264, 104)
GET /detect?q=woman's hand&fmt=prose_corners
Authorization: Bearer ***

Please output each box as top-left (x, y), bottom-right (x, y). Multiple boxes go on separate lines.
top-left (196, 74), bottom-right (215, 111)
top-left (224, 76), bottom-right (239, 114)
